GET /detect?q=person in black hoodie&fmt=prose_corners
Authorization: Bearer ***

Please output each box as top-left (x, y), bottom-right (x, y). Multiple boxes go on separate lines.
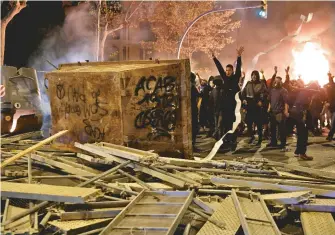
top-left (242, 70), bottom-right (268, 145)
top-left (211, 46), bottom-right (244, 147)
top-left (209, 76), bottom-right (224, 140)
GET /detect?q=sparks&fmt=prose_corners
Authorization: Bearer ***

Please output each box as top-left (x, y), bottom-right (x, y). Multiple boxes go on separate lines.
top-left (292, 42), bottom-right (329, 86)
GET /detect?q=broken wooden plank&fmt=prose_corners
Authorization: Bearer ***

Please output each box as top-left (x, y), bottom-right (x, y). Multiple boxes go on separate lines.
top-left (0, 130), bottom-right (69, 168)
top-left (60, 208), bottom-right (122, 221)
top-left (57, 157), bottom-right (102, 174)
top-left (48, 218), bottom-right (111, 235)
top-left (1, 131), bottom-right (43, 145)
top-left (266, 160), bottom-right (335, 180)
top-left (77, 153), bottom-right (113, 165)
top-left (211, 177), bottom-right (335, 198)
top-left (98, 142), bottom-right (158, 162)
top-left (77, 160), bottom-right (131, 187)
top-left (1, 182), bottom-right (101, 203)
top-left (64, 201), bottom-right (130, 210)
top-left (261, 191), bottom-right (312, 205)
top-left (301, 212), bottom-right (335, 235)
top-left (75, 143), bottom-right (186, 188)
top-left (137, 165), bottom-right (185, 188)
top-left (193, 198), bottom-right (215, 214)
top-left (31, 153), bottom-right (96, 176)
top-left (291, 198), bottom-right (335, 212)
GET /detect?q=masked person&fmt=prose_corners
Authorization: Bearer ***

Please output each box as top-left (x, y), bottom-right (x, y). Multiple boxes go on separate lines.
top-left (211, 46), bottom-right (244, 149)
top-left (325, 72), bottom-right (335, 141)
top-left (209, 76), bottom-right (224, 140)
top-left (191, 73), bottom-right (200, 149)
top-left (242, 70), bottom-right (268, 145)
top-left (268, 76), bottom-right (289, 151)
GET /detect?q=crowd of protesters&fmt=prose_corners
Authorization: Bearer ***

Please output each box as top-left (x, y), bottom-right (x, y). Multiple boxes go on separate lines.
top-left (191, 47), bottom-right (335, 161)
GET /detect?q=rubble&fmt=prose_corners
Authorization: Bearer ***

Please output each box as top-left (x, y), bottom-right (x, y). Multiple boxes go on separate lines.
top-left (1, 130), bottom-right (335, 235)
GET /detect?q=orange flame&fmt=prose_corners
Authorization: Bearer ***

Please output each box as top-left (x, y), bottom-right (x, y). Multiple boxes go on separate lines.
top-left (292, 42), bottom-right (329, 86)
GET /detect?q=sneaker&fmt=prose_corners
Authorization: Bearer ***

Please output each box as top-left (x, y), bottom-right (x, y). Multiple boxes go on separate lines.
top-left (299, 154), bottom-right (313, 161)
top-left (294, 153), bottom-right (300, 157)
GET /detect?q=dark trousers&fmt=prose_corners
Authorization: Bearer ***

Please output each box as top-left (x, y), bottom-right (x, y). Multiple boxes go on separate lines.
top-left (295, 118), bottom-right (308, 155)
top-left (270, 113), bottom-right (286, 147)
top-left (246, 109), bottom-right (263, 141)
top-left (328, 111), bottom-right (335, 138)
top-left (213, 111), bottom-right (223, 140)
top-left (192, 107), bottom-right (198, 146)
top-left (222, 109), bottom-right (237, 143)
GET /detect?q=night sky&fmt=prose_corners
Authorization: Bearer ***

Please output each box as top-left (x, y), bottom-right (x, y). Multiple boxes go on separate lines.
top-left (2, 1), bottom-right (65, 67)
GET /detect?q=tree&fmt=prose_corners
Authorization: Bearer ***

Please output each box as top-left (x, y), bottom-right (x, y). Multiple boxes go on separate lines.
top-left (91, 0), bottom-right (144, 61)
top-left (1, 0), bottom-right (27, 65)
top-left (141, 1), bottom-right (241, 59)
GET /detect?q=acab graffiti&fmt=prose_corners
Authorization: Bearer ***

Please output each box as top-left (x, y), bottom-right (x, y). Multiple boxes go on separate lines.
top-left (134, 75), bottom-right (178, 139)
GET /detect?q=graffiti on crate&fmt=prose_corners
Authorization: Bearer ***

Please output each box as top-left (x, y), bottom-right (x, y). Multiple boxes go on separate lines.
top-left (56, 82), bottom-right (114, 142)
top-left (134, 75), bottom-right (178, 139)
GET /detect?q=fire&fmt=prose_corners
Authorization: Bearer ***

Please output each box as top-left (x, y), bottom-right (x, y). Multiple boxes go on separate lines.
top-left (292, 42), bottom-right (329, 86)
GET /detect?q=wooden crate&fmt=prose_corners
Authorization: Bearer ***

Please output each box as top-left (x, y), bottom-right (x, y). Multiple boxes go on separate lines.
top-left (45, 60), bottom-right (193, 158)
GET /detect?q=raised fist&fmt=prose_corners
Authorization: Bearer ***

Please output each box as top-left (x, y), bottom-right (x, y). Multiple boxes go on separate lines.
top-left (237, 46), bottom-right (244, 56)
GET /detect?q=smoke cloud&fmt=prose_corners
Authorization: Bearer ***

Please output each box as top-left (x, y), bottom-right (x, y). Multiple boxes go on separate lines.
top-left (28, 3), bottom-right (96, 135)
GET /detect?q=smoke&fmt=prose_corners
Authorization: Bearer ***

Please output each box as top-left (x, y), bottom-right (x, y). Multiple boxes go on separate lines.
top-left (28, 3), bottom-right (96, 136)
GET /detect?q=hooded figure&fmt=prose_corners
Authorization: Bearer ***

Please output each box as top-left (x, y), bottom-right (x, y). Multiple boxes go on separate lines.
top-left (242, 70), bottom-right (268, 145)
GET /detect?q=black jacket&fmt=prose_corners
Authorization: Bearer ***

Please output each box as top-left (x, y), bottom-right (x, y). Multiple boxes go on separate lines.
top-left (213, 56), bottom-right (242, 111)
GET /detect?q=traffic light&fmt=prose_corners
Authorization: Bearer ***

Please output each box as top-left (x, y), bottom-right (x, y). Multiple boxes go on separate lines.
top-left (259, 0), bottom-right (267, 19)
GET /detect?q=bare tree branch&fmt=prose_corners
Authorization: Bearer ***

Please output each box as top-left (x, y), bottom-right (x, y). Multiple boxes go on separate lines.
top-left (1, 0), bottom-right (27, 25)
top-left (126, 0), bottom-right (143, 22)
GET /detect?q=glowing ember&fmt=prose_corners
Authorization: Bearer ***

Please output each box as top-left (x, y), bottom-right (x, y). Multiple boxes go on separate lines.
top-left (292, 42), bottom-right (329, 86)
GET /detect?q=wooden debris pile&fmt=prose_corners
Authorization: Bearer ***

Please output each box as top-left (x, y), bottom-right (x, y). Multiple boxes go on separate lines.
top-left (1, 130), bottom-right (335, 235)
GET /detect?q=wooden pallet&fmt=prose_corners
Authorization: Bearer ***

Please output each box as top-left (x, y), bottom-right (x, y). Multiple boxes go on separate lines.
top-left (231, 190), bottom-right (281, 235)
top-left (100, 190), bottom-right (194, 235)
